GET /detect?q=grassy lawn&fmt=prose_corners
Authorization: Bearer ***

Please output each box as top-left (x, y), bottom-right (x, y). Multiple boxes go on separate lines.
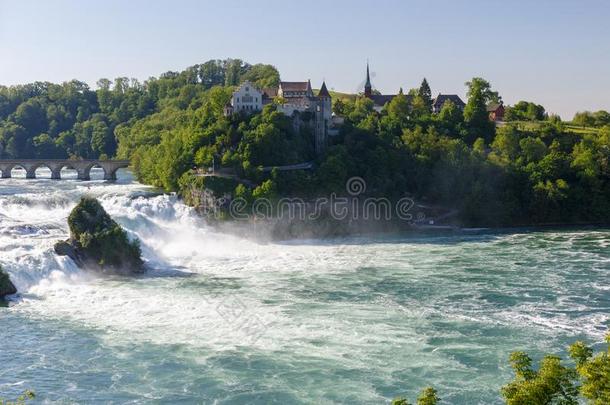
top-left (509, 120), bottom-right (600, 135)
top-left (315, 88), bottom-right (357, 102)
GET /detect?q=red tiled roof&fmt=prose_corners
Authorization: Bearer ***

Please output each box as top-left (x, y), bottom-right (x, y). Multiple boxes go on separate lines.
top-left (262, 87), bottom-right (278, 98)
top-left (280, 81), bottom-right (309, 91)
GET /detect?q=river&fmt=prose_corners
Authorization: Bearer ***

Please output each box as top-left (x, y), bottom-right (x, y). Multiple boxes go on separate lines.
top-left (0, 168), bottom-right (608, 404)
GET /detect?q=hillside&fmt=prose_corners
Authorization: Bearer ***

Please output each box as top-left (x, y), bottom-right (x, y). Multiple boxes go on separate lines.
top-left (0, 59), bottom-right (608, 228)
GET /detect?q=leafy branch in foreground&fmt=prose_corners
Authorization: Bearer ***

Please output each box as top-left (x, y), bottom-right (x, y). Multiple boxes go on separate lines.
top-left (569, 334), bottom-right (610, 404)
top-left (392, 386), bottom-right (439, 405)
top-left (502, 334), bottom-right (610, 405)
top-left (391, 335), bottom-right (610, 405)
top-left (0, 390), bottom-right (36, 405)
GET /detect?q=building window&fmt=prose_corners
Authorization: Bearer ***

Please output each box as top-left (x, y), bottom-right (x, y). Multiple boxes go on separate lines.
top-left (246, 87), bottom-right (249, 91)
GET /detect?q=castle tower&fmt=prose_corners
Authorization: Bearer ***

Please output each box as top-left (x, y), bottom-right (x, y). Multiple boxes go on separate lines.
top-left (364, 62), bottom-right (372, 97)
top-left (315, 81), bottom-right (332, 155)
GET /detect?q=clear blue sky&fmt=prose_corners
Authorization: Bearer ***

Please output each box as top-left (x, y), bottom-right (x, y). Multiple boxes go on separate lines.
top-left (1, 0), bottom-right (609, 118)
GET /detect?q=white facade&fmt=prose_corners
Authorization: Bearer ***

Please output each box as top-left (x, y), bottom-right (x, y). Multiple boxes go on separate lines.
top-left (231, 81), bottom-right (263, 113)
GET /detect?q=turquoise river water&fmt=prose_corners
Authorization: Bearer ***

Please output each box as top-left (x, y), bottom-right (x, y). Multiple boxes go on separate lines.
top-left (0, 169), bottom-right (608, 404)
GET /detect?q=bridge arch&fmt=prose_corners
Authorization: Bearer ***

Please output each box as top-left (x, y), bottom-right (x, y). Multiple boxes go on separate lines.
top-left (29, 163), bottom-right (55, 179)
top-left (8, 164), bottom-right (28, 178)
top-left (88, 163), bottom-right (106, 181)
top-left (0, 163), bottom-right (14, 178)
top-left (57, 163), bottom-right (78, 180)
top-left (0, 159), bottom-right (129, 181)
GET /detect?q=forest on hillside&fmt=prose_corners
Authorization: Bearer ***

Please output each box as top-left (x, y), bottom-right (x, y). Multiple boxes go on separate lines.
top-left (0, 59), bottom-right (279, 159)
top-left (0, 58), bottom-right (608, 227)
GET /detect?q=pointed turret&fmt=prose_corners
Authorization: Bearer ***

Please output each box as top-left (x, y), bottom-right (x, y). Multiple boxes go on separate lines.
top-left (318, 81), bottom-right (330, 98)
top-left (364, 62), bottom-right (372, 97)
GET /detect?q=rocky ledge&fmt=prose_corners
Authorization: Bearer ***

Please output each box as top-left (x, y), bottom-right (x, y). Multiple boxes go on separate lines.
top-left (54, 197), bottom-right (145, 275)
top-left (0, 266), bottom-right (17, 300)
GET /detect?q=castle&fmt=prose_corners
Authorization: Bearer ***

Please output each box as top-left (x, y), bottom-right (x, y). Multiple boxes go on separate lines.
top-left (224, 79), bottom-right (332, 155)
top-left (224, 64), bottom-right (467, 156)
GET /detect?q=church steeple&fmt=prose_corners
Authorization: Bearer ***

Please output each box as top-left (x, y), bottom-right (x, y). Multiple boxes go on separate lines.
top-left (364, 61), bottom-right (372, 97)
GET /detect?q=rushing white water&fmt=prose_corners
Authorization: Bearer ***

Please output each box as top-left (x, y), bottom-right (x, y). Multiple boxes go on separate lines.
top-left (0, 168), bottom-right (609, 404)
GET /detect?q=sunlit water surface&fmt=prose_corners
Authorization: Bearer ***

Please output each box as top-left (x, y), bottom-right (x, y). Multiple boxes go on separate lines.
top-left (0, 168), bottom-right (608, 404)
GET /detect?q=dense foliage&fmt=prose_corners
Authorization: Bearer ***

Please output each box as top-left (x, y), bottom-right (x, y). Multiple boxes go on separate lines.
top-left (572, 110), bottom-right (610, 128)
top-left (2, 59), bottom-right (608, 227)
top-left (318, 79), bottom-right (609, 226)
top-left (0, 59), bottom-right (279, 159)
top-left (0, 390), bottom-right (36, 405)
top-left (392, 387), bottom-right (439, 405)
top-left (396, 335), bottom-right (610, 404)
top-left (505, 101), bottom-right (547, 121)
top-left (502, 335), bottom-right (610, 405)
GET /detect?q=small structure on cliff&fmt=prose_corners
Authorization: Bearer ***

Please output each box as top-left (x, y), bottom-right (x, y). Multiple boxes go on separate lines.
top-left (54, 197), bottom-right (144, 275)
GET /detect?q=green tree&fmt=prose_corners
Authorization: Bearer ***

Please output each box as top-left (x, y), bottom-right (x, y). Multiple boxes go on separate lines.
top-left (411, 94), bottom-right (430, 120)
top-left (465, 77), bottom-right (501, 104)
top-left (573, 111), bottom-right (596, 128)
top-left (252, 179), bottom-right (277, 200)
top-left (387, 91), bottom-right (411, 125)
top-left (569, 334), bottom-right (610, 404)
top-left (437, 99), bottom-right (463, 132)
top-left (463, 77), bottom-right (496, 143)
top-left (501, 351), bottom-right (579, 405)
top-left (240, 64), bottom-right (280, 88)
top-left (506, 101), bottom-right (547, 121)
top-left (520, 137), bottom-right (548, 163)
top-left (391, 387), bottom-right (439, 405)
top-left (418, 78), bottom-right (433, 112)
top-left (416, 387), bottom-right (439, 405)
top-left (491, 125), bottom-right (521, 162)
top-left (592, 110), bottom-right (610, 127)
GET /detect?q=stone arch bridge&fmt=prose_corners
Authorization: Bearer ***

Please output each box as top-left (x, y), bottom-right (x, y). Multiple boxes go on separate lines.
top-left (0, 159), bottom-right (130, 181)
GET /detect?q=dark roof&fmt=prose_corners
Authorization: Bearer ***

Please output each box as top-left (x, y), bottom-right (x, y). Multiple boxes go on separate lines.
top-left (365, 63), bottom-right (372, 89)
top-left (433, 94), bottom-right (465, 108)
top-left (368, 94), bottom-right (413, 107)
top-left (318, 81), bottom-right (330, 98)
top-left (370, 94), bottom-right (396, 106)
top-left (280, 81), bottom-right (309, 91)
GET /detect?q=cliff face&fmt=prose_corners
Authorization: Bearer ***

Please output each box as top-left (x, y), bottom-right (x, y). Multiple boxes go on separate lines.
top-left (55, 197), bottom-right (144, 275)
top-left (0, 266), bottom-right (17, 299)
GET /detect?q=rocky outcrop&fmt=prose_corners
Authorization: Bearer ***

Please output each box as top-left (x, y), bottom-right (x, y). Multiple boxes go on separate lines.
top-left (0, 266), bottom-right (17, 299)
top-left (54, 197), bottom-right (145, 275)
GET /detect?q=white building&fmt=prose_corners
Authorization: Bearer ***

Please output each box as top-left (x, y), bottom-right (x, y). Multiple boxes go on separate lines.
top-left (225, 79), bottom-right (334, 156)
top-left (230, 81), bottom-right (262, 113)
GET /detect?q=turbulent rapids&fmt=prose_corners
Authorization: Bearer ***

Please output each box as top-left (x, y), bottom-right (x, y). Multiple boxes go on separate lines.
top-left (0, 168), bottom-right (609, 404)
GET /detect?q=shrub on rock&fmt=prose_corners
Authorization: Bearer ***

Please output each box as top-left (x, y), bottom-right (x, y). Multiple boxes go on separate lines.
top-left (55, 197), bottom-right (144, 275)
top-left (0, 265), bottom-right (17, 299)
